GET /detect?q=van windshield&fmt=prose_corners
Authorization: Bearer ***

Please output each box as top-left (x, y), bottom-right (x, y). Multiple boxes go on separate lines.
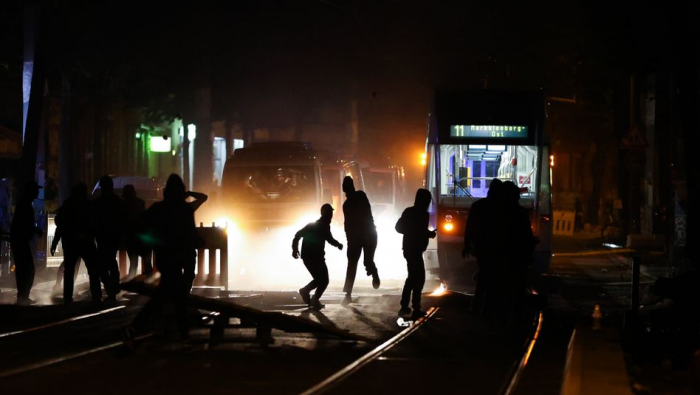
top-left (224, 165), bottom-right (317, 203)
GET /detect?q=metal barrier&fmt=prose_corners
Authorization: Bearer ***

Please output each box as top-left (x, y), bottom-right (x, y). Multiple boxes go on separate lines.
top-left (117, 224), bottom-right (229, 290)
top-left (194, 224), bottom-right (229, 290)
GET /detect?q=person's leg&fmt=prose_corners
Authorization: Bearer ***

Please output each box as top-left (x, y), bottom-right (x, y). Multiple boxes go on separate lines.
top-left (301, 258), bottom-right (318, 292)
top-left (342, 239), bottom-right (361, 295)
top-left (62, 242), bottom-right (80, 303)
top-left (126, 247), bottom-right (139, 278)
top-left (399, 251), bottom-right (413, 309)
top-left (312, 261), bottom-right (329, 300)
top-left (101, 244), bottom-right (121, 298)
top-left (81, 240), bottom-right (102, 302)
top-left (12, 242), bottom-right (32, 301)
top-left (408, 253), bottom-right (426, 311)
top-left (362, 230), bottom-right (378, 275)
top-left (54, 262), bottom-right (65, 291)
top-left (140, 250), bottom-right (153, 275)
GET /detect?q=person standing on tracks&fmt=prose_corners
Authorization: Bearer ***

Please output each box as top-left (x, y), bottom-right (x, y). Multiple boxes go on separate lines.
top-left (292, 203), bottom-right (343, 310)
top-left (395, 189), bottom-right (436, 319)
top-left (124, 174), bottom-right (203, 346)
top-left (494, 181), bottom-right (536, 328)
top-left (51, 183), bottom-right (101, 304)
top-left (462, 178), bottom-right (503, 317)
top-left (10, 182), bottom-right (43, 305)
top-left (341, 176), bottom-right (380, 306)
top-left (123, 185), bottom-right (150, 278)
top-left (93, 175), bottom-right (128, 303)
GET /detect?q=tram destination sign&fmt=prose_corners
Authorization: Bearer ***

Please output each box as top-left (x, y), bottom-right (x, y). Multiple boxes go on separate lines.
top-left (450, 125), bottom-right (529, 139)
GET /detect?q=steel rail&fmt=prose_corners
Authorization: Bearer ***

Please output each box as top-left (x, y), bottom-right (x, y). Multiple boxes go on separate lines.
top-left (0, 305), bottom-right (126, 339)
top-left (300, 307), bottom-right (439, 395)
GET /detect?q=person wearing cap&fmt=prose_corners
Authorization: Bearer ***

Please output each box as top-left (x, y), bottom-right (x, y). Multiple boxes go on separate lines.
top-left (10, 181), bottom-right (43, 305)
top-left (292, 204), bottom-right (343, 309)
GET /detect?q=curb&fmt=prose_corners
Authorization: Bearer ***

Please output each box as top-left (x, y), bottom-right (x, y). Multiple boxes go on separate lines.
top-left (561, 323), bottom-right (633, 395)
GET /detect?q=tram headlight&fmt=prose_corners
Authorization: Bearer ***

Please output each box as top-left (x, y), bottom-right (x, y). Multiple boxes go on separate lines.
top-left (442, 215), bottom-right (454, 232)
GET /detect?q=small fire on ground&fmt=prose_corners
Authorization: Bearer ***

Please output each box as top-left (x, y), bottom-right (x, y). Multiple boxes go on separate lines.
top-left (430, 283), bottom-right (447, 296)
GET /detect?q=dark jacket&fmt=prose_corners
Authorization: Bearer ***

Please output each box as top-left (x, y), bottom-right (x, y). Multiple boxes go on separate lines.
top-left (10, 199), bottom-right (38, 242)
top-left (140, 199), bottom-right (201, 271)
top-left (293, 219), bottom-right (341, 260)
top-left (54, 196), bottom-right (95, 242)
top-left (343, 190), bottom-right (375, 238)
top-left (93, 192), bottom-right (128, 243)
top-left (395, 206), bottom-right (431, 253)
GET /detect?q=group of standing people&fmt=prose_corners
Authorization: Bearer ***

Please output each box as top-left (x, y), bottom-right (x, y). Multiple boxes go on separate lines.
top-left (462, 179), bottom-right (537, 327)
top-left (10, 174), bottom-right (206, 308)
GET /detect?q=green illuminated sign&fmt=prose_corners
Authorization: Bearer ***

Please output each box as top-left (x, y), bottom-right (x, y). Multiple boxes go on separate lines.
top-left (450, 125), bottom-right (528, 139)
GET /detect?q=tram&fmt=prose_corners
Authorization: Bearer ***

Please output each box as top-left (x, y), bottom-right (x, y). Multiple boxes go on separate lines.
top-left (423, 90), bottom-right (552, 291)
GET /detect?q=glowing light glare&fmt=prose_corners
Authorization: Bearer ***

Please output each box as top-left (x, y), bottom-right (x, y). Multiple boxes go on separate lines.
top-left (149, 136), bottom-right (171, 152)
top-left (430, 283), bottom-right (447, 296)
top-left (443, 223), bottom-right (454, 232)
top-left (135, 132), bottom-right (141, 139)
top-left (295, 213), bottom-right (318, 230)
top-left (420, 152), bottom-right (427, 166)
top-left (550, 154), bottom-right (554, 167)
top-left (187, 124), bottom-right (197, 141)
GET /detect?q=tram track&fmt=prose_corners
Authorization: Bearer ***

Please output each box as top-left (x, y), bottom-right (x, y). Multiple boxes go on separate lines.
top-left (0, 305), bottom-right (126, 339)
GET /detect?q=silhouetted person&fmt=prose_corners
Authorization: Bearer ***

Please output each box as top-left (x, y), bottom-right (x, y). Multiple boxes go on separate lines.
top-left (292, 204), bottom-right (343, 309)
top-left (495, 181), bottom-right (536, 326)
top-left (93, 175), bottom-right (127, 302)
top-left (123, 185), bottom-right (151, 278)
top-left (10, 182), bottom-right (43, 305)
top-left (51, 183), bottom-right (101, 304)
top-left (125, 174), bottom-right (203, 346)
top-left (463, 178), bottom-right (503, 316)
top-left (341, 176), bottom-right (380, 306)
top-left (395, 189), bottom-right (436, 318)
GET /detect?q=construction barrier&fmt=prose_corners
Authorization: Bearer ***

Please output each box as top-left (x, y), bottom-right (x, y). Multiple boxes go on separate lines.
top-left (553, 210), bottom-right (575, 236)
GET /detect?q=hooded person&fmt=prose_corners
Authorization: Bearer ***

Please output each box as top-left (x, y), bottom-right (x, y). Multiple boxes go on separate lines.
top-left (341, 176), bottom-right (380, 306)
top-left (125, 174), bottom-right (203, 345)
top-left (395, 188), bottom-right (436, 318)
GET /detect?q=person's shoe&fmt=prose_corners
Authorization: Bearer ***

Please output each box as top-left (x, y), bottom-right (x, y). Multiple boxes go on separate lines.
top-left (371, 268), bottom-right (380, 289)
top-left (63, 297), bottom-right (73, 306)
top-left (341, 295), bottom-right (352, 306)
top-left (411, 309), bottom-right (427, 319)
top-left (105, 295), bottom-right (118, 304)
top-left (16, 298), bottom-right (36, 306)
top-left (309, 299), bottom-right (325, 310)
top-left (298, 288), bottom-right (311, 305)
top-left (398, 307), bottom-right (412, 317)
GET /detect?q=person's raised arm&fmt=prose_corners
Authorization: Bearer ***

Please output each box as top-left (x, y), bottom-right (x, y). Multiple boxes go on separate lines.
top-left (186, 191), bottom-right (209, 212)
top-left (292, 226), bottom-right (305, 259)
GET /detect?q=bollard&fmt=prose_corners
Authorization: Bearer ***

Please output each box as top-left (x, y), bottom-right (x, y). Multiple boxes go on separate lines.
top-left (631, 254), bottom-right (641, 316)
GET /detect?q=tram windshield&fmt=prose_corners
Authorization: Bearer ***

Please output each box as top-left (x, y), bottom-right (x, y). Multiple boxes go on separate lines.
top-left (438, 144), bottom-right (538, 208)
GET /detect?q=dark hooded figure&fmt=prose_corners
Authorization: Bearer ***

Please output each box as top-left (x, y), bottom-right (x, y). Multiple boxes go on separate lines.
top-left (292, 203), bottom-right (343, 309)
top-left (395, 189), bottom-right (436, 318)
top-left (463, 178), bottom-right (503, 316)
top-left (93, 175), bottom-right (128, 302)
top-left (51, 183), bottom-right (101, 304)
top-left (125, 174), bottom-right (202, 345)
top-left (341, 176), bottom-right (380, 306)
top-left (122, 184), bottom-right (151, 277)
top-left (10, 182), bottom-right (43, 305)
